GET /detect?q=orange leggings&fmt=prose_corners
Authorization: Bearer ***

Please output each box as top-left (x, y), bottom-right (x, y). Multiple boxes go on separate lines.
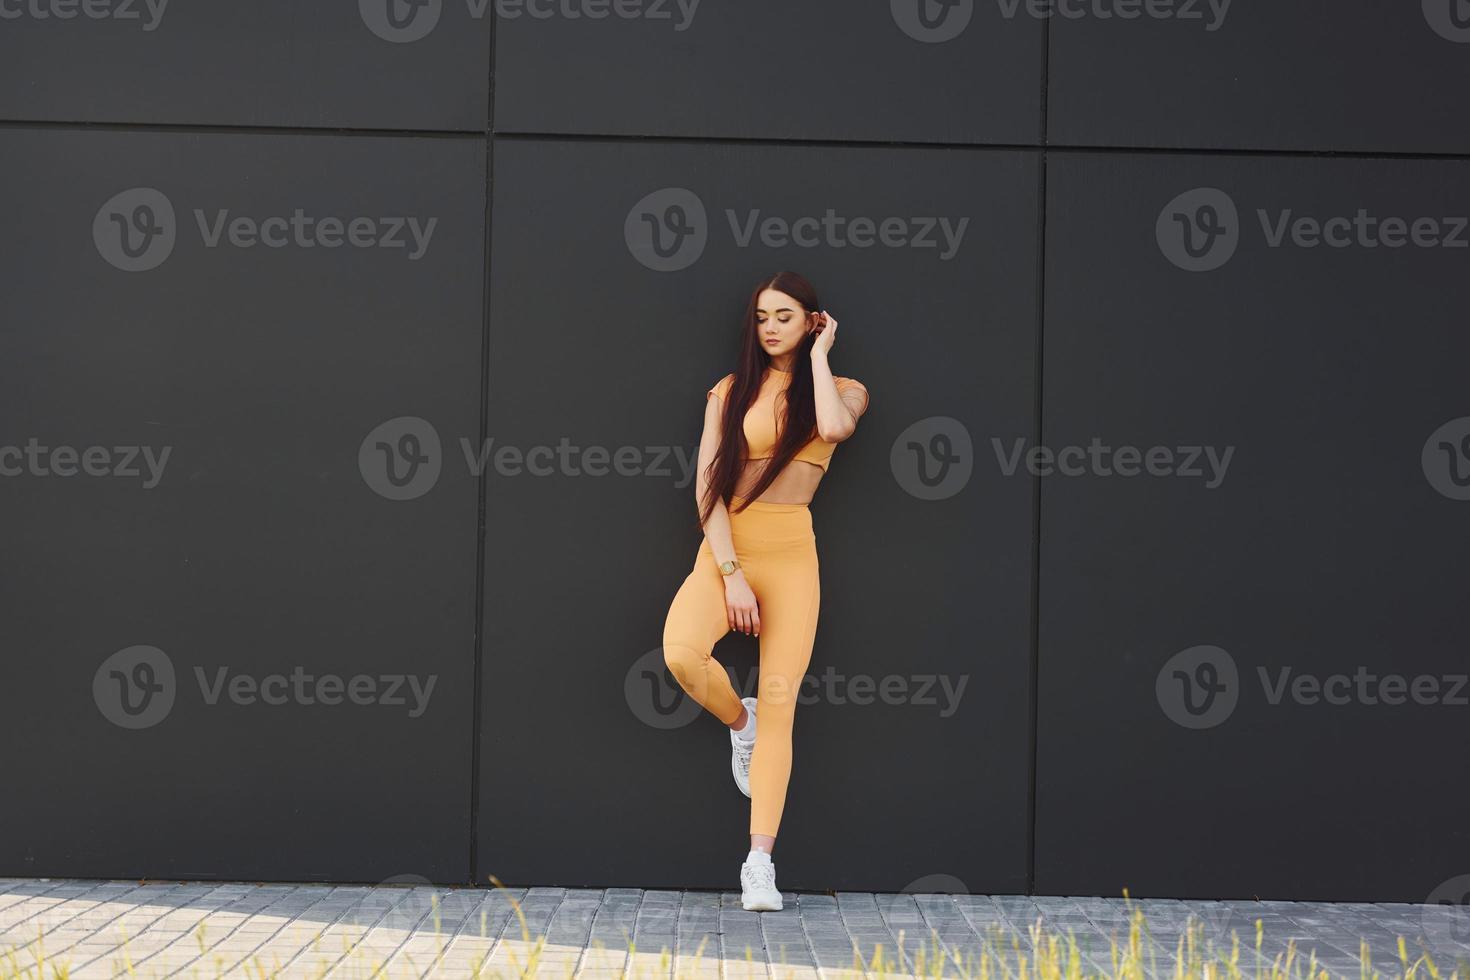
top-left (662, 494), bottom-right (821, 838)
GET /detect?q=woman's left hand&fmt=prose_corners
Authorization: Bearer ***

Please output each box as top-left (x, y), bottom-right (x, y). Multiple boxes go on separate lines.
top-left (810, 310), bottom-right (838, 358)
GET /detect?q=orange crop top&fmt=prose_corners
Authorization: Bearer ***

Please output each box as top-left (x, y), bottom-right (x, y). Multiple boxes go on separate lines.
top-left (706, 367), bottom-right (869, 472)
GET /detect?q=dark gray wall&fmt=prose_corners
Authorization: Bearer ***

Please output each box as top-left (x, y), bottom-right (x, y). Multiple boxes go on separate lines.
top-left (0, 128), bottom-right (484, 881)
top-left (3, 0), bottom-right (1467, 904)
top-left (1049, 2), bottom-right (1470, 153)
top-left (0, 3), bottom-right (489, 130)
top-left (493, 0), bottom-right (1043, 142)
top-left (478, 139), bottom-right (1038, 894)
top-left (1036, 152), bottom-right (1470, 902)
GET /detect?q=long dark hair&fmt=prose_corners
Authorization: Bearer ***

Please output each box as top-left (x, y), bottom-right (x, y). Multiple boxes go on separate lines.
top-left (698, 271), bottom-right (822, 527)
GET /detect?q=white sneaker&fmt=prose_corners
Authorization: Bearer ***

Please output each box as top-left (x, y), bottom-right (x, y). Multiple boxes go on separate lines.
top-left (730, 696), bottom-right (757, 797)
top-left (740, 854), bottom-right (783, 912)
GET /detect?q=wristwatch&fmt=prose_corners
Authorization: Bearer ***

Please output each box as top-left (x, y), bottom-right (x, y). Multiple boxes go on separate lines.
top-left (718, 559), bottom-right (741, 576)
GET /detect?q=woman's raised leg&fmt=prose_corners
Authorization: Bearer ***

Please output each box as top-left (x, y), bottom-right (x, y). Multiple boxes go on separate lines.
top-left (662, 544), bottom-right (742, 725)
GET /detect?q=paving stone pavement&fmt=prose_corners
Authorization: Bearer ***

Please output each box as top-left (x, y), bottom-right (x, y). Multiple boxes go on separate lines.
top-left (2, 877), bottom-right (1469, 979)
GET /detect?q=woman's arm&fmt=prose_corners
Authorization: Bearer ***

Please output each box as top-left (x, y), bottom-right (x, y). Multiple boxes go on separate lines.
top-left (695, 389), bottom-right (738, 568)
top-left (809, 311), bottom-right (867, 443)
top-left (697, 380), bottom-right (760, 635)
top-left (812, 352), bottom-right (868, 443)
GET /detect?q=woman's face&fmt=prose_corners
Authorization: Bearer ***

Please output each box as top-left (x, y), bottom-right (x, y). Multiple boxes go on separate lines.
top-left (754, 288), bottom-right (813, 359)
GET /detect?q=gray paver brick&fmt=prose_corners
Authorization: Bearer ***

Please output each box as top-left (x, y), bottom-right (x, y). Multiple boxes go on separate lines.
top-left (1, 879), bottom-right (1467, 979)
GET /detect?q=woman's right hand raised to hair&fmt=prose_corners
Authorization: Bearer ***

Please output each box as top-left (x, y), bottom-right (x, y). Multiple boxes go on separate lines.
top-left (724, 572), bottom-right (761, 637)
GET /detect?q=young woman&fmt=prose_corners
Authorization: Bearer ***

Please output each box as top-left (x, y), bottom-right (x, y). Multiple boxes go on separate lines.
top-left (662, 271), bottom-right (870, 912)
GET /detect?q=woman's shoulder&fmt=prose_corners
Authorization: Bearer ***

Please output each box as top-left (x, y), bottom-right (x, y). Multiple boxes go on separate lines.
top-left (834, 375), bottom-right (869, 414)
top-left (706, 372), bottom-right (735, 401)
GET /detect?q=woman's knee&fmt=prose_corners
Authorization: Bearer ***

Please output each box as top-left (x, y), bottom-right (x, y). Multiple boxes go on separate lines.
top-left (756, 672), bottom-right (804, 717)
top-left (662, 635), bottom-right (713, 690)
top-left (662, 635), bottom-right (698, 666)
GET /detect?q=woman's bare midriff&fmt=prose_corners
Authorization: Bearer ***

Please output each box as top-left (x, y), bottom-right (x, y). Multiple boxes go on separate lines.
top-left (733, 457), bottom-right (824, 505)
